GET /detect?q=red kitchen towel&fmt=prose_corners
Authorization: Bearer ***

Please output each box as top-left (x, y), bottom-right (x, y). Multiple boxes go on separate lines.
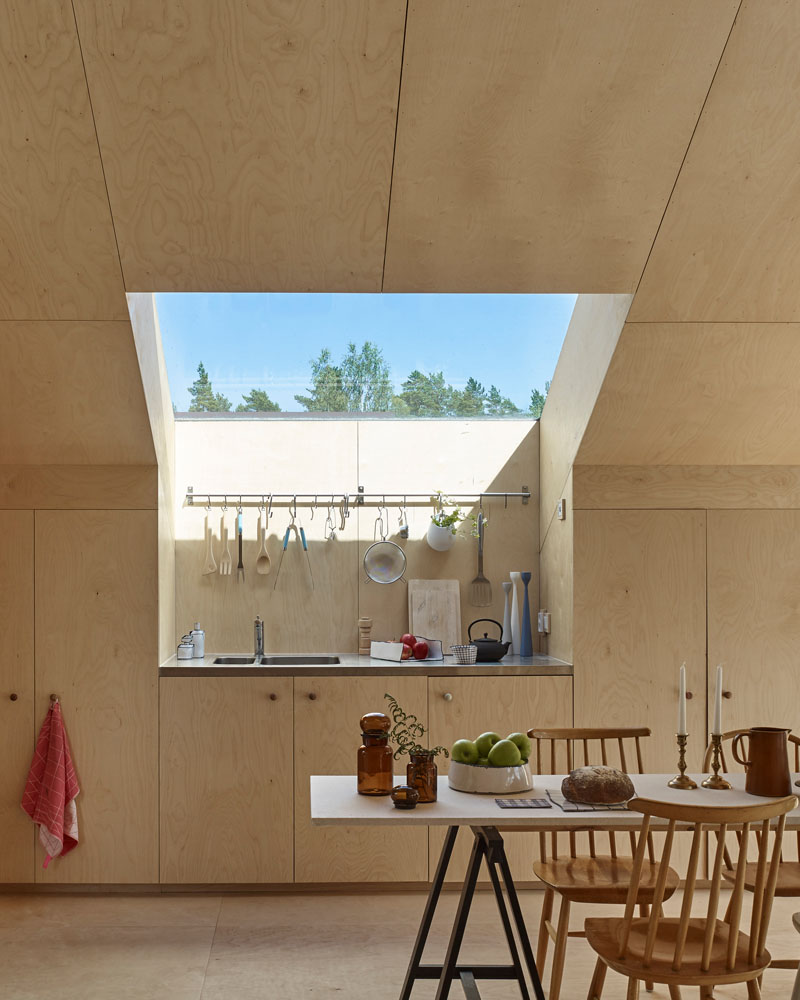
top-left (21, 700), bottom-right (80, 868)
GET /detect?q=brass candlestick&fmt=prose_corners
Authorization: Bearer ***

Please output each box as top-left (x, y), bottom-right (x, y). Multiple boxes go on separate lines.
top-left (668, 733), bottom-right (697, 789)
top-left (702, 733), bottom-right (732, 789)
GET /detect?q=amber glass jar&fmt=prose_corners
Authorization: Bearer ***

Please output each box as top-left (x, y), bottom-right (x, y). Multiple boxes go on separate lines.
top-left (357, 712), bottom-right (393, 796)
top-left (407, 752), bottom-right (438, 803)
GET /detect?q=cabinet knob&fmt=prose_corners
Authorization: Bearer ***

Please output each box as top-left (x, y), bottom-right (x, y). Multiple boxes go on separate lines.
top-left (443, 692), bottom-right (453, 702)
top-left (269, 693), bottom-right (277, 702)
top-left (308, 692), bottom-right (317, 701)
top-left (9, 693), bottom-right (17, 702)
top-left (685, 691), bottom-right (693, 700)
top-left (723, 690), bottom-right (733, 699)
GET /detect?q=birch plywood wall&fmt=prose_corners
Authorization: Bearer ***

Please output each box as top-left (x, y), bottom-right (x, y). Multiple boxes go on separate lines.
top-left (173, 419), bottom-right (539, 657)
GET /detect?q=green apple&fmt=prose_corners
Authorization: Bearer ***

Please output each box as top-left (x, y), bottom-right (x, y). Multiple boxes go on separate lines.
top-left (488, 739), bottom-right (522, 767)
top-left (506, 732), bottom-right (532, 761)
top-left (475, 732), bottom-right (501, 758)
top-left (476, 757), bottom-right (490, 767)
top-left (451, 739), bottom-right (479, 765)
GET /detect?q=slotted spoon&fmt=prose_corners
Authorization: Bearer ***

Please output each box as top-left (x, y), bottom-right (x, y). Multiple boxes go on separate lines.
top-left (469, 511), bottom-right (492, 607)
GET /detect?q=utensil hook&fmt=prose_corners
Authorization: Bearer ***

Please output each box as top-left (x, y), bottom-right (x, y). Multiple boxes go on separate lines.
top-left (222, 496), bottom-right (228, 512)
top-left (267, 494), bottom-right (273, 519)
top-left (310, 496), bottom-right (317, 520)
top-left (290, 496), bottom-right (297, 523)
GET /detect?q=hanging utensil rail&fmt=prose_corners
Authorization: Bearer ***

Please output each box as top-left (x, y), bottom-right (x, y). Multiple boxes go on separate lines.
top-left (186, 487), bottom-right (531, 507)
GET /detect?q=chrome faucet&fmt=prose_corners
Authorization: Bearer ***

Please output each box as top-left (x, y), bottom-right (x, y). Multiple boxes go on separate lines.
top-left (254, 616), bottom-right (264, 662)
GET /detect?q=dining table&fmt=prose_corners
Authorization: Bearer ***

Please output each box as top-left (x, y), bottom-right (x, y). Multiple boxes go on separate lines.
top-left (310, 772), bottom-right (800, 1000)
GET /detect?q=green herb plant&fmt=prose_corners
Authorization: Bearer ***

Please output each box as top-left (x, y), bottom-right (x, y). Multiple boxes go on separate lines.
top-left (384, 693), bottom-right (449, 760)
top-left (430, 491), bottom-right (464, 534)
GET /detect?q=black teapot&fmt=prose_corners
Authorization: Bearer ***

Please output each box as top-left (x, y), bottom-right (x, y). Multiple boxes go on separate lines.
top-left (468, 619), bottom-right (511, 662)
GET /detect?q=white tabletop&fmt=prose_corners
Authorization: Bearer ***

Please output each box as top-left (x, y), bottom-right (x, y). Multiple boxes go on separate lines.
top-left (310, 773), bottom-right (800, 829)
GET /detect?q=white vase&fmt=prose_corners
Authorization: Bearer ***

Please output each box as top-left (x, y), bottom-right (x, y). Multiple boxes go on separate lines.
top-left (426, 522), bottom-right (456, 551)
top-left (502, 581), bottom-right (513, 653)
top-left (509, 572), bottom-right (522, 656)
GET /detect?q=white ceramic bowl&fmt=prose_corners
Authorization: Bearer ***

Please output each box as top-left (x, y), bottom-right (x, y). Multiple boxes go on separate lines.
top-left (448, 760), bottom-right (534, 794)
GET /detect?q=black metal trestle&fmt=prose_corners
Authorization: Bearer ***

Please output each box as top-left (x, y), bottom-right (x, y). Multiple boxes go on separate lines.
top-left (399, 825), bottom-right (545, 1000)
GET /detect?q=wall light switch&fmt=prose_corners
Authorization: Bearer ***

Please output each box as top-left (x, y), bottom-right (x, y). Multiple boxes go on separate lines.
top-left (537, 610), bottom-right (545, 634)
top-left (557, 499), bottom-right (566, 520)
top-left (542, 611), bottom-right (551, 634)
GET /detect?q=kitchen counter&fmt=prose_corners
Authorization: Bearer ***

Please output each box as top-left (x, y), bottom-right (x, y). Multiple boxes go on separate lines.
top-left (159, 652), bottom-right (572, 678)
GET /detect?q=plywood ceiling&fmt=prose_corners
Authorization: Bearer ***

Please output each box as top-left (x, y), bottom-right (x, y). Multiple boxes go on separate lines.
top-left (382, 0), bottom-right (739, 292)
top-left (576, 322), bottom-right (800, 466)
top-left (630, 0), bottom-right (800, 322)
top-left (72, 0), bottom-right (406, 293)
top-left (0, 2), bottom-right (127, 320)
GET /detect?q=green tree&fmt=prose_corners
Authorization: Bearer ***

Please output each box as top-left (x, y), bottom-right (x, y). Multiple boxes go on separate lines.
top-left (341, 341), bottom-right (393, 411)
top-left (451, 377), bottom-right (486, 416)
top-left (188, 362), bottom-right (231, 412)
top-left (294, 349), bottom-right (349, 411)
top-left (236, 389), bottom-right (281, 413)
top-left (397, 370), bottom-right (456, 416)
top-left (529, 380), bottom-right (551, 418)
top-left (485, 385), bottom-right (521, 415)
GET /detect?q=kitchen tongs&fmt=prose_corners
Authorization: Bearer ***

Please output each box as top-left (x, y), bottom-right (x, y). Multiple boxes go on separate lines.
top-left (273, 504), bottom-right (314, 590)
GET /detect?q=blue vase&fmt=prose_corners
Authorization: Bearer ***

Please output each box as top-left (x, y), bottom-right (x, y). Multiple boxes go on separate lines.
top-left (520, 571), bottom-right (533, 657)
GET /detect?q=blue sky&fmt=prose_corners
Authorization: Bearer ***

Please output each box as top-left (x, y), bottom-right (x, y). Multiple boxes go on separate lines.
top-left (155, 293), bottom-right (576, 412)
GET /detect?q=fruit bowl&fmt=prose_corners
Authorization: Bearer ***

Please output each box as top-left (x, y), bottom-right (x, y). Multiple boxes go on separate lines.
top-left (448, 760), bottom-right (534, 795)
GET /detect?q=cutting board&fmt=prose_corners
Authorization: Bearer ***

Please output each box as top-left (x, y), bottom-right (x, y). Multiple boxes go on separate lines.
top-left (408, 579), bottom-right (462, 652)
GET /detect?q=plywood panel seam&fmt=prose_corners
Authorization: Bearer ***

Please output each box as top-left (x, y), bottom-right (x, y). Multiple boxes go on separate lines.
top-left (67, 0), bottom-right (127, 295)
top-left (380, 0), bottom-right (410, 293)
top-left (630, 0), bottom-right (744, 304)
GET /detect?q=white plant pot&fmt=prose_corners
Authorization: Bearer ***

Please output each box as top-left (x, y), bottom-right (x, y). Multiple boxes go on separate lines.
top-left (427, 522), bottom-right (456, 551)
top-left (448, 760), bottom-right (534, 795)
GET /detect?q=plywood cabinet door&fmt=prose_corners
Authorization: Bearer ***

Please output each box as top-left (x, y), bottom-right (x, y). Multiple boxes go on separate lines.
top-left (428, 675), bottom-right (573, 882)
top-left (708, 510), bottom-right (800, 732)
top-left (573, 510), bottom-right (707, 773)
top-left (35, 510), bottom-right (158, 883)
top-left (160, 677), bottom-right (293, 883)
top-left (294, 675), bottom-right (429, 883)
top-left (0, 510), bottom-right (34, 882)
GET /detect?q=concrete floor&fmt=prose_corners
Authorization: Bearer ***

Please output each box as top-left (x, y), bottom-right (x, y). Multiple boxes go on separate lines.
top-left (0, 889), bottom-right (797, 999)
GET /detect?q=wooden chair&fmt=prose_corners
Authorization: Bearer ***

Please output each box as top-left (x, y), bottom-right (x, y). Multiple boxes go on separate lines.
top-left (585, 794), bottom-right (797, 999)
top-left (704, 730), bottom-right (800, 975)
top-left (528, 727), bottom-right (680, 1000)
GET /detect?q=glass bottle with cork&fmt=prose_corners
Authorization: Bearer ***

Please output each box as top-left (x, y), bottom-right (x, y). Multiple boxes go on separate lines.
top-left (357, 712), bottom-right (393, 796)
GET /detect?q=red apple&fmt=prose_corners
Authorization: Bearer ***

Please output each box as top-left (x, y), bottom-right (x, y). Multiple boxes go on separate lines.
top-left (400, 632), bottom-right (416, 648)
top-left (412, 640), bottom-right (429, 660)
top-left (401, 643), bottom-right (413, 660)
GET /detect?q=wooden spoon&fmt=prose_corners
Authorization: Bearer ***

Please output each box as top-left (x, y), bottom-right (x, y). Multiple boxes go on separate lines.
top-left (256, 514), bottom-right (271, 575)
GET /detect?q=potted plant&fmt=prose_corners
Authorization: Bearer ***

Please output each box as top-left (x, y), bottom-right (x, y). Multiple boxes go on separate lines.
top-left (426, 491), bottom-right (464, 551)
top-left (384, 693), bottom-right (449, 802)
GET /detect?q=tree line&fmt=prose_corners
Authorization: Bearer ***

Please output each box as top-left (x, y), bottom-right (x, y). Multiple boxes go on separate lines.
top-left (188, 342), bottom-right (551, 417)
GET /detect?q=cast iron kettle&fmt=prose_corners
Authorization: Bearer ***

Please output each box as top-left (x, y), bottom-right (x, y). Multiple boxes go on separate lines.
top-left (468, 619), bottom-right (511, 662)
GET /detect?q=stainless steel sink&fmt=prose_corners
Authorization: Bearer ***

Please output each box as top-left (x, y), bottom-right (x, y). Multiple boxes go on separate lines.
top-left (262, 655), bottom-right (340, 665)
top-left (212, 655), bottom-right (257, 665)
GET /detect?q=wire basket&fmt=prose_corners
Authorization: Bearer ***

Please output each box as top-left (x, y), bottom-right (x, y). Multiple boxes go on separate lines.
top-left (450, 644), bottom-right (478, 665)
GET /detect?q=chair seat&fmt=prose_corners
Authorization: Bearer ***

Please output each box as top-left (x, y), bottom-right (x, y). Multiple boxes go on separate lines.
top-left (585, 916), bottom-right (770, 987)
top-left (722, 860), bottom-right (800, 896)
top-left (533, 855), bottom-right (680, 904)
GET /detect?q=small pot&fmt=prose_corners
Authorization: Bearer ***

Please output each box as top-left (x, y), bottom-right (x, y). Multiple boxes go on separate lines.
top-left (426, 522), bottom-right (456, 551)
top-left (468, 619), bottom-right (511, 662)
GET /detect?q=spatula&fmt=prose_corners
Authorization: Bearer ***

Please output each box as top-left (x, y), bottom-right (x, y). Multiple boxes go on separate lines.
top-left (201, 513), bottom-right (217, 575)
top-left (469, 512), bottom-right (492, 607)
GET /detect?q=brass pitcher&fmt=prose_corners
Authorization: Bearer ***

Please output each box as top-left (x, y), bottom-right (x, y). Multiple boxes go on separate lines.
top-left (731, 727), bottom-right (792, 797)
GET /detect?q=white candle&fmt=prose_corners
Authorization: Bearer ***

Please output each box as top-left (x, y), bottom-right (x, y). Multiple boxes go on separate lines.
top-left (678, 664), bottom-right (687, 735)
top-left (713, 664), bottom-right (723, 735)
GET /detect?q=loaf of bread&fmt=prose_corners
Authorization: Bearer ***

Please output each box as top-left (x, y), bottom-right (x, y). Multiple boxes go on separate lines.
top-left (561, 765), bottom-right (634, 805)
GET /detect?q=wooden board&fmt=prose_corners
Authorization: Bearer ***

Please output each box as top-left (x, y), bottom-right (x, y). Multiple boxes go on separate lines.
top-left (160, 677), bottom-right (293, 883)
top-left (408, 580), bottom-right (462, 651)
top-left (34, 510), bottom-right (158, 883)
top-left (630, 0), bottom-right (800, 321)
top-left (294, 675), bottom-right (428, 883)
top-left (0, 466), bottom-right (156, 510)
top-left (0, 511), bottom-right (34, 882)
top-left (0, 322), bottom-right (156, 466)
top-left (576, 322), bottom-right (800, 466)
top-left (0, 2), bottom-right (126, 320)
top-left (73, 0), bottom-right (406, 293)
top-left (707, 510), bottom-right (800, 733)
top-left (427, 675), bottom-right (573, 883)
top-left (384, 0), bottom-right (738, 292)
top-left (573, 510), bottom-right (707, 775)
top-left (574, 465), bottom-right (800, 511)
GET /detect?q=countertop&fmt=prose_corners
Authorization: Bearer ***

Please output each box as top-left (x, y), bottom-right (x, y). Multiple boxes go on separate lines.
top-left (159, 652), bottom-right (573, 678)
